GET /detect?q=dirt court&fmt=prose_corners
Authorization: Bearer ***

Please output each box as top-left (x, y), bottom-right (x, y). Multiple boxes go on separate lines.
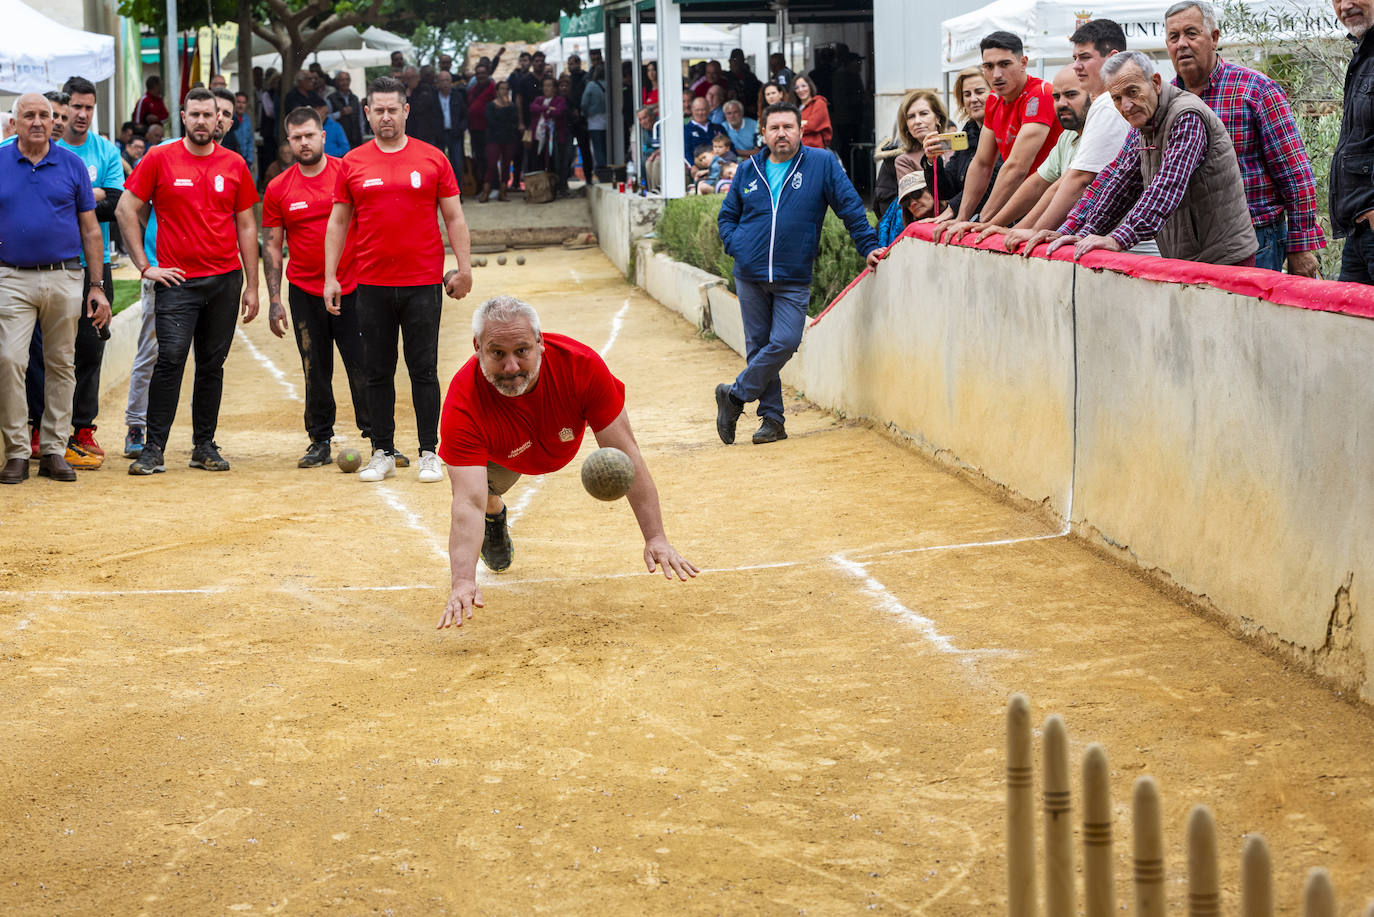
top-left (2, 246), bottom-right (1372, 915)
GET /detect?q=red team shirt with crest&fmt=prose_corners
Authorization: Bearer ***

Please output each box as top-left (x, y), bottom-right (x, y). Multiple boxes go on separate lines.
top-left (262, 157), bottom-right (358, 296)
top-left (124, 140), bottom-right (258, 277)
top-left (982, 75), bottom-right (1063, 172)
top-left (438, 333), bottom-right (627, 476)
top-left (332, 138), bottom-right (460, 287)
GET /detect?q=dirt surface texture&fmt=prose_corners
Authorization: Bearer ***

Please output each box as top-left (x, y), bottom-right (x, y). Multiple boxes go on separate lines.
top-left (2, 247), bottom-right (1372, 915)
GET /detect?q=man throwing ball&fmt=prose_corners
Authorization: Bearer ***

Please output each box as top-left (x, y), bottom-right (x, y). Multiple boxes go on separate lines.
top-left (436, 296), bottom-right (697, 630)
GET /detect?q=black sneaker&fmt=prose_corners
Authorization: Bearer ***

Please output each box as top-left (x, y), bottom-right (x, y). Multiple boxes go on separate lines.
top-left (752, 417), bottom-right (788, 444)
top-left (189, 441), bottom-right (231, 471)
top-left (393, 451), bottom-right (410, 468)
top-left (715, 383), bottom-right (744, 445)
top-left (128, 444), bottom-right (165, 475)
top-left (123, 425), bottom-right (145, 458)
top-left (298, 441), bottom-right (331, 468)
top-left (481, 505), bottom-right (514, 573)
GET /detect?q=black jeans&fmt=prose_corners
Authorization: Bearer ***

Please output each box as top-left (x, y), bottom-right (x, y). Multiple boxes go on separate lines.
top-left (146, 271), bottom-right (242, 453)
top-left (469, 128), bottom-right (487, 188)
top-left (23, 261), bottom-right (112, 431)
top-left (356, 283), bottom-right (442, 455)
top-left (288, 284), bottom-right (370, 443)
top-left (1339, 222), bottom-right (1374, 283)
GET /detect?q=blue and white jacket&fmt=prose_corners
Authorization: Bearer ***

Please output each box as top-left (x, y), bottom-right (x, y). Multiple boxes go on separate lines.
top-left (717, 146), bottom-right (879, 286)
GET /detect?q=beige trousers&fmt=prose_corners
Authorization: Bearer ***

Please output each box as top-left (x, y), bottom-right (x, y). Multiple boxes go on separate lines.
top-left (0, 266), bottom-right (83, 460)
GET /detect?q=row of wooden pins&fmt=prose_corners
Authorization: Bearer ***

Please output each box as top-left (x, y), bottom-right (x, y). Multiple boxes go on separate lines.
top-left (1006, 694), bottom-right (1374, 916)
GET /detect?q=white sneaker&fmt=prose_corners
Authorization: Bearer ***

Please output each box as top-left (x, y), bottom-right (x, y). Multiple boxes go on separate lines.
top-left (358, 449), bottom-right (395, 482)
top-left (417, 450), bottom-right (443, 483)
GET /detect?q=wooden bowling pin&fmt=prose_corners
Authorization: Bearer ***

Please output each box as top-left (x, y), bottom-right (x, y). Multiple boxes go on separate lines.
top-left (1081, 743), bottom-right (1115, 917)
top-left (1302, 868), bottom-right (1336, 917)
top-left (1186, 805), bottom-right (1220, 917)
top-left (1133, 776), bottom-right (1166, 917)
top-left (1007, 694), bottom-right (1036, 917)
top-left (1241, 834), bottom-right (1273, 917)
top-left (1042, 715), bottom-right (1074, 917)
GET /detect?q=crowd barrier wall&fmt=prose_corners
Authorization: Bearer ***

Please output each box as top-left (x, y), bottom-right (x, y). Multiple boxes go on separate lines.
top-left (589, 185), bottom-right (664, 277)
top-left (98, 297), bottom-right (144, 404)
top-left (627, 220), bottom-right (1374, 702)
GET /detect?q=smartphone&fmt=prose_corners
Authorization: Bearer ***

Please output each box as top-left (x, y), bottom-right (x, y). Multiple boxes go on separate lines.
top-left (930, 131), bottom-right (969, 153)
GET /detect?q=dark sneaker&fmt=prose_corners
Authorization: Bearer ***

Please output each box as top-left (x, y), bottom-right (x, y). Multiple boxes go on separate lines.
top-left (189, 441), bottom-right (231, 471)
top-left (392, 451), bottom-right (410, 468)
top-left (715, 383), bottom-right (744, 445)
top-left (123, 425), bottom-right (145, 458)
top-left (298, 440), bottom-right (331, 468)
top-left (752, 417), bottom-right (788, 444)
top-left (129, 444), bottom-right (165, 475)
top-left (481, 505), bottom-right (514, 573)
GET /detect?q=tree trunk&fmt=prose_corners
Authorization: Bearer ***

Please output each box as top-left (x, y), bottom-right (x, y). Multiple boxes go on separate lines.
top-left (237, 0), bottom-right (254, 141)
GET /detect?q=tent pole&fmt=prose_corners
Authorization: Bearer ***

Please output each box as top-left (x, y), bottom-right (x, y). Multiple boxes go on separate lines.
top-left (166, 0), bottom-right (180, 137)
top-left (656, 0), bottom-right (683, 198)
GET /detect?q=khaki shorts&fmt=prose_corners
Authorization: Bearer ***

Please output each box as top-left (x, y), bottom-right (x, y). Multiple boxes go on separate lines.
top-left (487, 461), bottom-right (521, 496)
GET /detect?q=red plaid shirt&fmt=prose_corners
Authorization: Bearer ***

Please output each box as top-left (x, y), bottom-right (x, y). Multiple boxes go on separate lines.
top-left (1173, 58), bottom-right (1325, 253)
top-left (1060, 112), bottom-right (1208, 251)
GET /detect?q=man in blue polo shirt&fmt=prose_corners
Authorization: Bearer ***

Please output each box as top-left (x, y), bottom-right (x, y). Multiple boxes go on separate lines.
top-left (0, 93), bottom-right (111, 484)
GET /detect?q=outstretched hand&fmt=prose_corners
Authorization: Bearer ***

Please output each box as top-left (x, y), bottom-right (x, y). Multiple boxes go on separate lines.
top-left (438, 580), bottom-right (483, 629)
top-left (644, 536), bottom-right (699, 581)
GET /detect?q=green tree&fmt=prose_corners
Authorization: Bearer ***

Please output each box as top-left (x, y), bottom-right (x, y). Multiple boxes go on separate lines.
top-left (411, 17), bottom-right (552, 67)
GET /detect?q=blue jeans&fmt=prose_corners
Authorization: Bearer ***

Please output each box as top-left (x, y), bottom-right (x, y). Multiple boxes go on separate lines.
top-left (730, 275), bottom-right (811, 423)
top-left (1253, 214), bottom-right (1287, 272)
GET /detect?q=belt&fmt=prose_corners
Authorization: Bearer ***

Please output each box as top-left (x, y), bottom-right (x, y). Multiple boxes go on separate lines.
top-left (0, 259), bottom-right (81, 271)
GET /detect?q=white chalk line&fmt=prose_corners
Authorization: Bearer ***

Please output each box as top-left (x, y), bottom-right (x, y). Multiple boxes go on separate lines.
top-left (829, 554), bottom-right (1017, 660)
top-left (600, 298), bottom-right (630, 357)
top-left (0, 584), bottom-right (437, 599)
top-left (855, 528), bottom-right (1069, 561)
top-left (234, 328), bottom-right (300, 402)
top-left (375, 485), bottom-right (449, 563)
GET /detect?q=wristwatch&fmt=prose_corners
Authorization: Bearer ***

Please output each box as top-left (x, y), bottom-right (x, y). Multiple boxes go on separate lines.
top-left (89, 280), bottom-right (104, 289)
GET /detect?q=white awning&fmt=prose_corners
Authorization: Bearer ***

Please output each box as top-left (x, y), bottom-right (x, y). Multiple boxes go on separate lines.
top-left (0, 0), bottom-right (115, 93)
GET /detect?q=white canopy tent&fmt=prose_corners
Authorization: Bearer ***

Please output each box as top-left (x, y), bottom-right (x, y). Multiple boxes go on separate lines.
top-left (542, 23), bottom-right (738, 67)
top-left (247, 25), bottom-right (412, 60)
top-left (0, 0), bottom-right (115, 93)
top-left (940, 0), bottom-right (1343, 73)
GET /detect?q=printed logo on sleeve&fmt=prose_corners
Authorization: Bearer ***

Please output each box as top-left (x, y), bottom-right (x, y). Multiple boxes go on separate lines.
top-left (1025, 96), bottom-right (1040, 118)
top-left (214, 174), bottom-right (224, 193)
top-left (289, 201), bottom-right (308, 211)
top-left (410, 170), bottom-right (422, 189)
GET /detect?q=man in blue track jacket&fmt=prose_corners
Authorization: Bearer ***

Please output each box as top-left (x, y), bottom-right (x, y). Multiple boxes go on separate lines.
top-left (715, 101), bottom-right (881, 445)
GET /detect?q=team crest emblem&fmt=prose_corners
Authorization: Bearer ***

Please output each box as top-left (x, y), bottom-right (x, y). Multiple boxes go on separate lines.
top-left (791, 173), bottom-right (803, 190)
top-left (87, 164), bottom-right (98, 181)
top-left (559, 427), bottom-right (575, 442)
top-left (214, 174), bottom-right (224, 192)
top-left (1025, 97), bottom-right (1040, 117)
top-left (410, 170), bottom-right (422, 188)
top-left (1074, 8), bottom-right (1093, 28)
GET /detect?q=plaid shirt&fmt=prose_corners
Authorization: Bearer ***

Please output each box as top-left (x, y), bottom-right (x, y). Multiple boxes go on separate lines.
top-left (1060, 112), bottom-right (1208, 251)
top-left (1173, 58), bottom-right (1325, 252)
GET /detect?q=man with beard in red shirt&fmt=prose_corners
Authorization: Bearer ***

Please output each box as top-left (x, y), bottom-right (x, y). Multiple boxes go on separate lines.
top-left (116, 87), bottom-right (260, 475)
top-left (263, 106), bottom-right (371, 468)
top-left (436, 295), bottom-right (697, 631)
top-left (324, 76), bottom-right (473, 486)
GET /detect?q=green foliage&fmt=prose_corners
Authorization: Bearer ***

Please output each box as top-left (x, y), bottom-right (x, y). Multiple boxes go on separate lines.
top-left (655, 196), bottom-right (876, 317)
top-left (112, 278), bottom-right (141, 316)
top-left (411, 18), bottom-right (552, 67)
top-left (118, 0), bottom-right (237, 35)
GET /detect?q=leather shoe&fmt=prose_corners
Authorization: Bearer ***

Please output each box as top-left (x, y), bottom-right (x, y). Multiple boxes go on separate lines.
top-left (752, 416), bottom-right (788, 444)
top-left (715, 383), bottom-right (744, 445)
top-left (0, 457), bottom-right (28, 484)
top-left (37, 453), bottom-right (77, 482)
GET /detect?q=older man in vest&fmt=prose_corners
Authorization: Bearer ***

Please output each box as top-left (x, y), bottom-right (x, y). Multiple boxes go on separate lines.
top-left (1044, 51), bottom-right (1257, 265)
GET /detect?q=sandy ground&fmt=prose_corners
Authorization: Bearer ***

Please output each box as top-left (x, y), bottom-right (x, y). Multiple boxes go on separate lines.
top-left (1, 247), bottom-right (1372, 915)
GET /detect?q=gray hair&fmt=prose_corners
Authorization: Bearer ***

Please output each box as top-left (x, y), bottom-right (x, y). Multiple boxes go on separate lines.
top-left (1164, 0), bottom-right (1218, 31)
top-left (1101, 50), bottom-right (1157, 81)
top-left (723, 100), bottom-right (743, 114)
top-left (472, 295), bottom-right (542, 340)
top-left (10, 93), bottom-right (52, 120)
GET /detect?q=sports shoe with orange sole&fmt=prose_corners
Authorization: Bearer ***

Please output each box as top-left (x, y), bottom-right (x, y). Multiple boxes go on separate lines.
top-left (72, 425), bottom-right (104, 456)
top-left (64, 440), bottom-right (104, 470)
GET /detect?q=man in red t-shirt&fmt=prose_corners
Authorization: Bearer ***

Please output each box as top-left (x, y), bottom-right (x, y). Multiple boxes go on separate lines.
top-left (263, 107), bottom-right (371, 469)
top-left (936, 31), bottom-right (1063, 240)
top-left (115, 87), bottom-right (260, 476)
top-left (435, 296), bottom-right (697, 630)
top-left (324, 75), bottom-right (473, 486)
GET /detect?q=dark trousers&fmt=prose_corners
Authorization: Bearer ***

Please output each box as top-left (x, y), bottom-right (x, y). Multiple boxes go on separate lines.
top-left (729, 274), bottom-right (811, 423)
top-left (23, 261), bottom-right (112, 432)
top-left (146, 271), bottom-right (242, 453)
top-left (469, 128), bottom-right (487, 189)
top-left (485, 140), bottom-right (520, 187)
top-left (442, 128), bottom-right (465, 189)
top-left (356, 283), bottom-right (442, 455)
top-left (1339, 223), bottom-right (1374, 283)
top-left (288, 284), bottom-right (370, 443)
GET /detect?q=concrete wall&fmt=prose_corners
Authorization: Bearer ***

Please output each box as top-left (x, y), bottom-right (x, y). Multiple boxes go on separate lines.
top-left (590, 185), bottom-right (664, 277)
top-left (630, 231), bottom-right (1374, 703)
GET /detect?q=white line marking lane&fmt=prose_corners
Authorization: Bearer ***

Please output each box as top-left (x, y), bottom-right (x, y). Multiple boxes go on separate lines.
top-left (235, 328), bottom-right (300, 402)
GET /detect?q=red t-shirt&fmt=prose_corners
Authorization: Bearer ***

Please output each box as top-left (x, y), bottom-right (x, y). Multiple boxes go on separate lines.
top-left (333, 138), bottom-right (460, 287)
top-left (982, 75), bottom-right (1063, 172)
top-left (262, 157), bottom-right (358, 297)
top-left (438, 332), bottom-right (627, 475)
top-left (125, 140), bottom-right (258, 278)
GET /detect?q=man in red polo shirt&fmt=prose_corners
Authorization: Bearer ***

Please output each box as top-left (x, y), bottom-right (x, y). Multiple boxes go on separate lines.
top-left (323, 75), bottom-right (473, 486)
top-left (115, 87), bottom-right (260, 476)
top-left (937, 31), bottom-right (1062, 239)
top-left (436, 295), bottom-right (697, 631)
top-left (263, 106), bottom-right (370, 468)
